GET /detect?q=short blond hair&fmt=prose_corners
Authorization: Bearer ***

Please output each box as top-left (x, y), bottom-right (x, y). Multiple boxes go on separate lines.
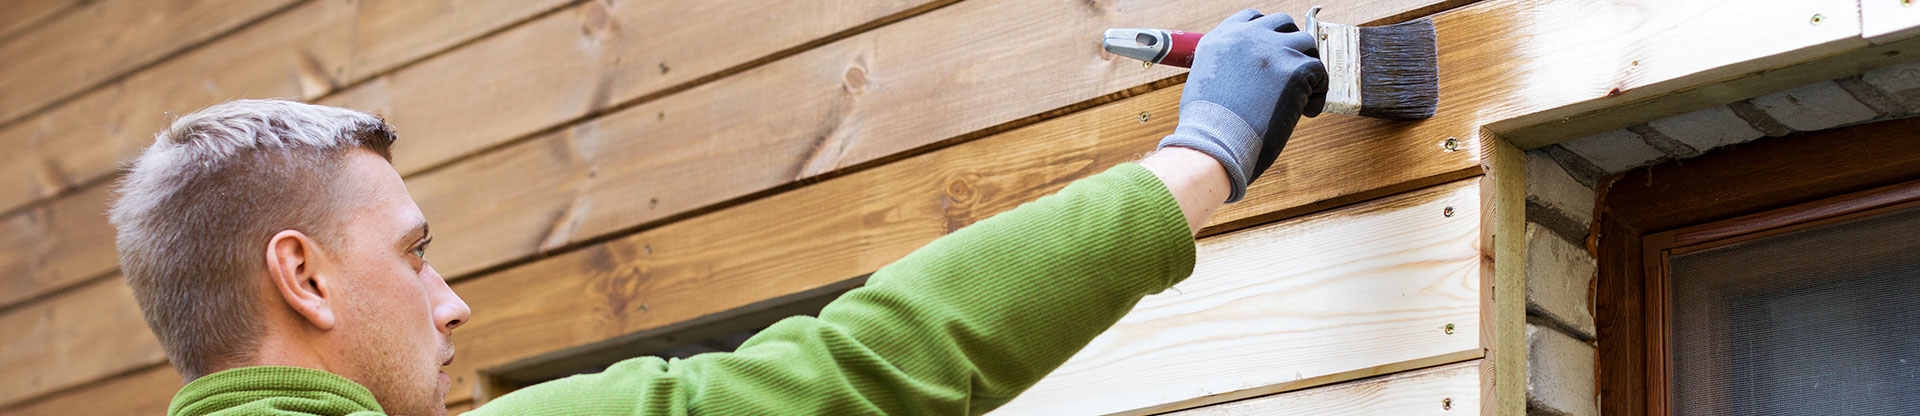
top-left (109, 99), bottom-right (396, 378)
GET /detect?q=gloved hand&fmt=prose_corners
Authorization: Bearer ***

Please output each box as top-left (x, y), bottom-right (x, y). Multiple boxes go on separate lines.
top-left (1157, 9), bottom-right (1329, 203)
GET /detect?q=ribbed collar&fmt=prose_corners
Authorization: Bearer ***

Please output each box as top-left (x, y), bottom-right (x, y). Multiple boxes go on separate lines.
top-left (169, 366), bottom-right (385, 416)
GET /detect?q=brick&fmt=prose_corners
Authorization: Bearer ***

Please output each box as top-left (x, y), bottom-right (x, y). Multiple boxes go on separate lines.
top-left (1527, 324), bottom-right (1597, 416)
top-left (1749, 81), bottom-right (1877, 131)
top-left (1525, 151), bottom-right (1594, 238)
top-left (1557, 129), bottom-right (1663, 174)
top-left (1526, 223), bottom-right (1595, 339)
top-left (1646, 106), bottom-right (1764, 152)
top-left (1861, 59), bottom-right (1920, 113)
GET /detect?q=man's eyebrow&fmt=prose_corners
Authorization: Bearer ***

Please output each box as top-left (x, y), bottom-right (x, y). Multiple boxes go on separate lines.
top-left (399, 220), bottom-right (430, 247)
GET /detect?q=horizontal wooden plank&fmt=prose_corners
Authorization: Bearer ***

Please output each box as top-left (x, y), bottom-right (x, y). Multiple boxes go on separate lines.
top-left (0, 0), bottom-right (954, 311)
top-left (993, 178), bottom-right (1484, 416)
top-left (0, 275), bottom-right (165, 407)
top-left (436, 79), bottom-right (1480, 403)
top-left (0, 0), bottom-right (580, 217)
top-left (1160, 360), bottom-right (1481, 416)
top-left (0, 0), bottom-right (298, 125)
top-left (0, 364), bottom-right (179, 416)
top-left (1474, 0), bottom-right (1870, 147)
top-left (0, 0), bottom-right (82, 41)
top-left (401, 0), bottom-right (1472, 280)
top-left (0, 0), bottom-right (357, 218)
top-left (0, 185), bottom-right (117, 308)
top-left (346, 0), bottom-right (579, 83)
top-left (320, 0), bottom-right (960, 175)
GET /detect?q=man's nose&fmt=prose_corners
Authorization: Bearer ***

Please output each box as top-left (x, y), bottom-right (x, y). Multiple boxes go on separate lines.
top-left (425, 265), bottom-right (471, 332)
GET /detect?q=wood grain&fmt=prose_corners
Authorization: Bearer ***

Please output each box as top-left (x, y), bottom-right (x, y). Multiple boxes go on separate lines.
top-left (0, 0), bottom-right (299, 125)
top-left (0, 0), bottom-right (582, 216)
top-left (0, 0), bottom-right (83, 41)
top-left (400, 0), bottom-right (1472, 281)
top-left (0, 364), bottom-right (179, 416)
top-left (320, 0), bottom-right (962, 176)
top-left (993, 179), bottom-right (1485, 416)
top-left (1477, 137), bottom-right (1527, 416)
top-left (346, 0), bottom-right (578, 82)
top-left (1160, 360), bottom-right (1481, 416)
top-left (433, 82), bottom-right (1479, 403)
top-left (0, 185), bottom-right (118, 308)
top-left (0, 275), bottom-right (165, 408)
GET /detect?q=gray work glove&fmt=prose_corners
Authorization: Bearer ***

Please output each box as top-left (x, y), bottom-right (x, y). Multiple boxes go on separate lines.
top-left (1158, 9), bottom-right (1330, 203)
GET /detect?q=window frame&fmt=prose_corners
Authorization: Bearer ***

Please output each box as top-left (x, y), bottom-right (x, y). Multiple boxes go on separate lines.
top-left (1639, 180), bottom-right (1920, 415)
top-left (1592, 116), bottom-right (1920, 416)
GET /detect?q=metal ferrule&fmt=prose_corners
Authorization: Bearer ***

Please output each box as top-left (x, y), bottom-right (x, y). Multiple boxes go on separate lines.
top-left (1307, 6), bottom-right (1364, 115)
top-left (1102, 28), bottom-right (1172, 64)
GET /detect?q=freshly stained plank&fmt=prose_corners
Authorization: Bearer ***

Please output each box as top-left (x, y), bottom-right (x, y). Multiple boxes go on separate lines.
top-left (0, 364), bottom-right (179, 416)
top-left (1160, 360), bottom-right (1482, 416)
top-left (993, 179), bottom-right (1484, 416)
top-left (0, 0), bottom-right (358, 217)
top-left (346, 0), bottom-right (578, 82)
top-left (322, 0), bottom-right (962, 175)
top-left (0, 276), bottom-right (165, 408)
top-left (434, 84), bottom-right (1481, 403)
top-left (402, 0), bottom-right (1471, 280)
top-left (0, 0), bottom-right (82, 41)
top-left (0, 186), bottom-right (118, 308)
top-left (0, 0), bottom-right (582, 216)
top-left (0, 0), bottom-right (299, 125)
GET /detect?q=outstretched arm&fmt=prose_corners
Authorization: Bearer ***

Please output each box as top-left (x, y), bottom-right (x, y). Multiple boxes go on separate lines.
top-left (1139, 146), bottom-right (1232, 236)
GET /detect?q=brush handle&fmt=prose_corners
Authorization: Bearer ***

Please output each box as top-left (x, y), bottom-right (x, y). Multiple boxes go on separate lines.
top-left (1159, 30), bottom-right (1203, 68)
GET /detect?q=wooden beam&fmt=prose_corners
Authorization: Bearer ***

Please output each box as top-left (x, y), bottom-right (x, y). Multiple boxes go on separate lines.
top-left (1478, 137), bottom-right (1527, 416)
top-left (0, 275), bottom-right (165, 408)
top-left (1159, 360), bottom-right (1482, 416)
top-left (994, 178), bottom-right (1485, 416)
top-left (0, 363), bottom-right (178, 416)
top-left (0, 0), bottom-right (299, 125)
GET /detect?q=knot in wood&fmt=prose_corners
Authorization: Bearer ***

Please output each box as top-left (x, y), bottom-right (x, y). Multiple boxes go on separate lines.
top-left (843, 65), bottom-right (869, 93)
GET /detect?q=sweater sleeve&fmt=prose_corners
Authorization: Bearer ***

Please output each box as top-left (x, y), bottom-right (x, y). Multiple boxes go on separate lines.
top-left (466, 163), bottom-right (1197, 416)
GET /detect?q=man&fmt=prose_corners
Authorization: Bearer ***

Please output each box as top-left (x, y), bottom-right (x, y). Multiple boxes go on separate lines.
top-left (111, 9), bottom-right (1326, 415)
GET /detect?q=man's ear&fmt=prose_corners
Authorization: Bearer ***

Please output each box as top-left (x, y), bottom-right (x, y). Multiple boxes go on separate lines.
top-left (266, 229), bottom-right (335, 330)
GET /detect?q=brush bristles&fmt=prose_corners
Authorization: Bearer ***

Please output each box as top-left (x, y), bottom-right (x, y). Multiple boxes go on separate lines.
top-left (1357, 18), bottom-right (1438, 120)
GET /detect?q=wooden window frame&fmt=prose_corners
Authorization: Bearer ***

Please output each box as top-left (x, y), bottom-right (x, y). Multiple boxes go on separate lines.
top-left (1595, 116), bottom-right (1920, 416)
top-left (1640, 178), bottom-right (1920, 415)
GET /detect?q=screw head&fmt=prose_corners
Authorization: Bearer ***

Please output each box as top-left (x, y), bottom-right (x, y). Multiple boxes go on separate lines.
top-left (1143, 60), bottom-right (1153, 69)
top-left (1138, 111), bottom-right (1151, 123)
top-left (1443, 206), bottom-right (1455, 217)
top-left (1810, 13), bottom-right (1825, 25)
top-left (1444, 323), bottom-right (1456, 334)
top-left (1442, 137), bottom-right (1461, 152)
top-left (1442, 397), bottom-right (1453, 410)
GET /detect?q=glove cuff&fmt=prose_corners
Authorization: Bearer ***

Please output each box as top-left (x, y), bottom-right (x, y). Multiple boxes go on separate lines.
top-left (1156, 100), bottom-right (1262, 203)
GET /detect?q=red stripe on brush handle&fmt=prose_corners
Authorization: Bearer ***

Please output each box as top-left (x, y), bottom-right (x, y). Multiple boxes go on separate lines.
top-left (1162, 30), bottom-right (1202, 68)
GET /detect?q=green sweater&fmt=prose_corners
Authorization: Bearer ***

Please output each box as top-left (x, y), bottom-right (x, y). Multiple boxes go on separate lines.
top-left (170, 163), bottom-right (1196, 416)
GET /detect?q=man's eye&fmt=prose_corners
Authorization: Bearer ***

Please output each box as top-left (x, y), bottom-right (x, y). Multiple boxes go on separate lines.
top-left (410, 245), bottom-right (428, 259)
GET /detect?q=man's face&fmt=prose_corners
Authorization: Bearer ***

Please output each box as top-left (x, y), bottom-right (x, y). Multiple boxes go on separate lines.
top-left (328, 149), bottom-right (470, 415)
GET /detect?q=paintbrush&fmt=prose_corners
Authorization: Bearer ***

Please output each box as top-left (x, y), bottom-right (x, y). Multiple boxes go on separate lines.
top-left (1101, 6), bottom-right (1437, 120)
